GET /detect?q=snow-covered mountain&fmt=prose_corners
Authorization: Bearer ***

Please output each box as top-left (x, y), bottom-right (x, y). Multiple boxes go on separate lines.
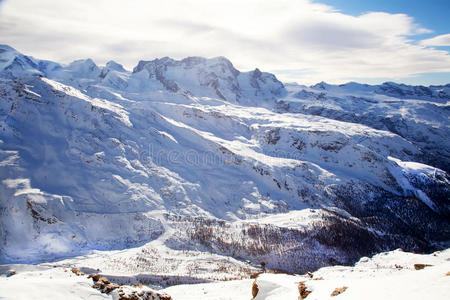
top-left (0, 45), bottom-right (449, 277)
top-left (277, 81), bottom-right (450, 173)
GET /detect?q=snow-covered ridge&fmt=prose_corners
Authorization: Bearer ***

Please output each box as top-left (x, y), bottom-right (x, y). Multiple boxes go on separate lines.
top-left (278, 81), bottom-right (450, 173)
top-left (310, 80), bottom-right (450, 101)
top-left (131, 56), bottom-right (285, 104)
top-left (0, 44), bottom-right (285, 105)
top-left (0, 45), bottom-right (449, 277)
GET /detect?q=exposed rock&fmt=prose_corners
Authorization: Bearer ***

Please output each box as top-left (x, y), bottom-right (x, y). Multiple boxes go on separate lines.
top-left (103, 283), bottom-right (120, 293)
top-left (88, 273), bottom-right (101, 281)
top-left (414, 264), bottom-right (433, 270)
top-left (252, 280), bottom-right (259, 299)
top-left (98, 277), bottom-right (110, 284)
top-left (70, 268), bottom-right (84, 276)
top-left (90, 277), bottom-right (172, 300)
top-left (331, 286), bottom-right (348, 297)
top-left (93, 282), bottom-right (105, 290)
top-left (298, 281), bottom-right (311, 299)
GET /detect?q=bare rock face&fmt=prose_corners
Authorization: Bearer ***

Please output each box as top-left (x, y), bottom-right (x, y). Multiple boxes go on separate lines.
top-left (98, 277), bottom-right (110, 284)
top-left (330, 286), bottom-right (348, 297)
top-left (252, 280), bottom-right (259, 299)
top-left (103, 283), bottom-right (120, 293)
top-left (298, 281), bottom-right (311, 299)
top-left (88, 274), bottom-right (101, 282)
top-left (414, 264), bottom-right (433, 270)
top-left (70, 268), bottom-right (84, 276)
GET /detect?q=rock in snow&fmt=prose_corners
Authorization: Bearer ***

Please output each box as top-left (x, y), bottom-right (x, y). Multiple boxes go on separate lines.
top-left (0, 44), bottom-right (449, 297)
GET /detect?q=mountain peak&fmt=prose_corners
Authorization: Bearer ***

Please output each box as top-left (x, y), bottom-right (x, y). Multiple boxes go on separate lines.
top-left (252, 68), bottom-right (262, 78)
top-left (128, 55), bottom-right (283, 102)
top-left (66, 58), bottom-right (100, 79)
top-left (69, 58), bottom-right (97, 68)
top-left (0, 45), bottom-right (41, 78)
top-left (0, 44), bottom-right (17, 53)
top-left (132, 57), bottom-right (176, 74)
top-left (105, 60), bottom-right (126, 72)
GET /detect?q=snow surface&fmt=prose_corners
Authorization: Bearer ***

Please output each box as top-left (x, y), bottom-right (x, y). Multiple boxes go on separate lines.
top-left (164, 249), bottom-right (450, 300)
top-left (0, 265), bottom-right (109, 299)
top-left (1, 249), bottom-right (448, 300)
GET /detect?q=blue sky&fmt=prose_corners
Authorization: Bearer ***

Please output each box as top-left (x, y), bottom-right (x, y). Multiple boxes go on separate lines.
top-left (318, 0), bottom-right (450, 51)
top-left (0, 0), bottom-right (449, 85)
top-left (318, 0), bottom-right (449, 34)
top-left (315, 0), bottom-right (450, 85)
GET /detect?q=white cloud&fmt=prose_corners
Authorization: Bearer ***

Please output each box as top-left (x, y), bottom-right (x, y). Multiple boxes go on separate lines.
top-left (421, 34), bottom-right (450, 46)
top-left (0, 0), bottom-right (449, 84)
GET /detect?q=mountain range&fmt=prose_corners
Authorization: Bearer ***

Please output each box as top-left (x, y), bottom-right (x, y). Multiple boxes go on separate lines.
top-left (0, 44), bottom-right (448, 277)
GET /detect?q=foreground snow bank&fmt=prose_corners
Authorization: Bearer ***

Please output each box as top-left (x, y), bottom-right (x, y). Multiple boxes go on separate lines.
top-left (0, 265), bottom-right (108, 299)
top-left (0, 248), bottom-right (448, 299)
top-left (304, 248), bottom-right (450, 300)
top-left (163, 248), bottom-right (450, 300)
top-left (0, 265), bottom-right (171, 300)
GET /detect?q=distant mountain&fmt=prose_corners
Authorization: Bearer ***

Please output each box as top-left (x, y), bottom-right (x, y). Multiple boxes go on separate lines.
top-left (279, 81), bottom-right (450, 173)
top-left (0, 45), bottom-right (448, 275)
top-left (311, 81), bottom-right (450, 101)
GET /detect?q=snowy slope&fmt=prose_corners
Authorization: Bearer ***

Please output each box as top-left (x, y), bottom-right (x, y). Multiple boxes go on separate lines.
top-left (0, 265), bottom-right (110, 300)
top-left (163, 248), bottom-right (450, 300)
top-left (0, 45), bottom-right (449, 277)
top-left (0, 264), bottom-right (171, 300)
top-left (1, 248), bottom-right (448, 300)
top-left (277, 82), bottom-right (450, 172)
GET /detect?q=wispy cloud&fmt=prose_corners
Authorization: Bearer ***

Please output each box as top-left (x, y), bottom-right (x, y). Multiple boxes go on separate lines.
top-left (0, 0), bottom-right (449, 84)
top-left (421, 34), bottom-right (450, 46)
